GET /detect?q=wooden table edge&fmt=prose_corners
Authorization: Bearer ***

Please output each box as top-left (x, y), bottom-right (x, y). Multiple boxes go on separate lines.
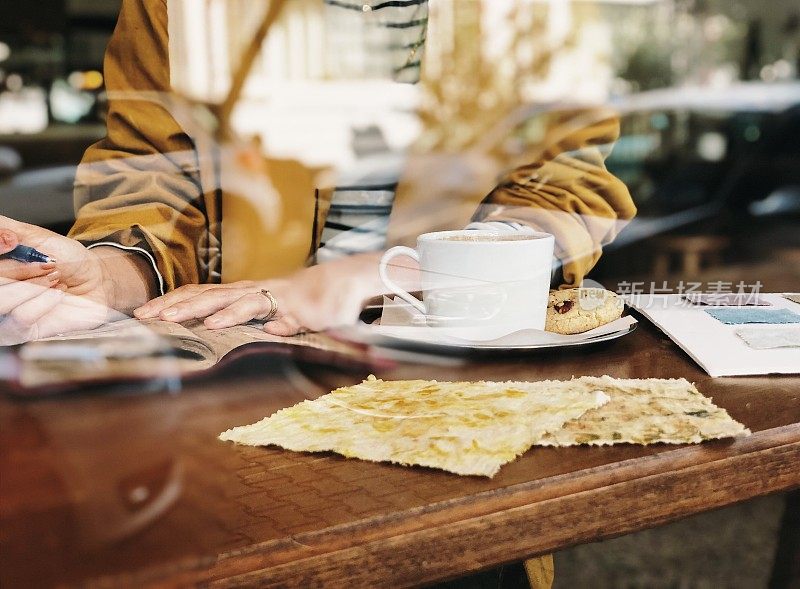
top-left (95, 424), bottom-right (800, 588)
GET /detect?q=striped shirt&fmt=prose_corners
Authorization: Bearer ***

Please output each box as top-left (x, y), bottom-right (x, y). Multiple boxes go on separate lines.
top-left (316, 0), bottom-right (428, 262)
top-left (323, 0), bottom-right (428, 83)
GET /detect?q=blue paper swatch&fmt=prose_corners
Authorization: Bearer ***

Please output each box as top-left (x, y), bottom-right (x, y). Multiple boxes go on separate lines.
top-left (705, 308), bottom-right (800, 325)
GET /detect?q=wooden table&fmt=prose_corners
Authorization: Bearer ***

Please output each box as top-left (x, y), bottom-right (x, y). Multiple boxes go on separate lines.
top-left (1, 320), bottom-right (798, 587)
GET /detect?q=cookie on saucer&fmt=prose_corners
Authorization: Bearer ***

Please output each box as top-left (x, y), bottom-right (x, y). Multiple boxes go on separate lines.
top-left (545, 288), bottom-right (624, 335)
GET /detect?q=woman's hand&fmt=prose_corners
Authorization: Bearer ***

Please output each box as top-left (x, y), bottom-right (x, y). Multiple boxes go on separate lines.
top-left (134, 253), bottom-right (387, 336)
top-left (0, 217), bottom-right (158, 344)
top-left (0, 228), bottom-right (19, 254)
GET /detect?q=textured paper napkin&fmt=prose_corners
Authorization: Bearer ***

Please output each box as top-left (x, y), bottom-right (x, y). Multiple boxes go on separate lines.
top-left (220, 376), bottom-right (609, 477)
top-left (705, 308), bottom-right (800, 325)
top-left (538, 376), bottom-right (750, 446)
top-left (736, 327), bottom-right (800, 350)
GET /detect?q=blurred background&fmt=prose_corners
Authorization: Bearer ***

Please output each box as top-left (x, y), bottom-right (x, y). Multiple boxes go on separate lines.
top-left (1, 0), bottom-right (799, 287)
top-left (0, 1), bottom-right (798, 586)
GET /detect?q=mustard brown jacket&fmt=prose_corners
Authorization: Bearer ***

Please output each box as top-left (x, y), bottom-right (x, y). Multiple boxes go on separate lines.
top-left (69, 0), bottom-right (636, 290)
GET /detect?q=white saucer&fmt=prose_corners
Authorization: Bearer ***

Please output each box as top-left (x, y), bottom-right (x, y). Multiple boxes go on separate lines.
top-left (336, 315), bottom-right (637, 354)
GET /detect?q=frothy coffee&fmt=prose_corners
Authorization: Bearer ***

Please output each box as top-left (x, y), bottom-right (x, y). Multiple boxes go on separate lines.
top-left (436, 233), bottom-right (540, 242)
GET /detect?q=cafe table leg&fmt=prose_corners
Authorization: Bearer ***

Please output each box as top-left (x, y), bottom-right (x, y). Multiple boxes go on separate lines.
top-left (524, 554), bottom-right (554, 589)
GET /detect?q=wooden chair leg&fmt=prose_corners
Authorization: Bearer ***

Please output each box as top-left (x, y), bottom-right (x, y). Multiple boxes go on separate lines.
top-left (683, 251), bottom-right (702, 276)
top-left (769, 490), bottom-right (800, 589)
top-left (653, 252), bottom-right (671, 278)
top-left (524, 555), bottom-right (554, 589)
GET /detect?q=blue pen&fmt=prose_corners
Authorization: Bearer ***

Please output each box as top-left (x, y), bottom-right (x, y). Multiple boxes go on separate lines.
top-left (2, 245), bottom-right (56, 264)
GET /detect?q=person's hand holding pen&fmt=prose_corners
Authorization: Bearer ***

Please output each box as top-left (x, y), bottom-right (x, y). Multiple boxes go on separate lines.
top-left (0, 217), bottom-right (158, 344)
top-left (0, 227), bottom-right (66, 337)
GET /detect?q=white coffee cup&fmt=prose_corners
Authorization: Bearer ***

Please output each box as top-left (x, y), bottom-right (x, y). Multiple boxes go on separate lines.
top-left (379, 230), bottom-right (555, 328)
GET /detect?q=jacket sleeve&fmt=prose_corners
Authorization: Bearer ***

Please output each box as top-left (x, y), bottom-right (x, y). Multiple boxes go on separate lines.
top-left (68, 0), bottom-right (212, 290)
top-left (472, 109), bottom-right (636, 288)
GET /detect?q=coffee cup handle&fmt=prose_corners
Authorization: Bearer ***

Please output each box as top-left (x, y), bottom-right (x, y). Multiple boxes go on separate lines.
top-left (378, 246), bottom-right (425, 314)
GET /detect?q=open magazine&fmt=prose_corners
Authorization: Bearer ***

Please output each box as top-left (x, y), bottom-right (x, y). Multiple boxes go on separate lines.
top-left (7, 318), bottom-right (364, 392)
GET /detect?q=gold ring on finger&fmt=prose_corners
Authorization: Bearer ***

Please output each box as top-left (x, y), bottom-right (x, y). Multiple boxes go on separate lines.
top-left (259, 289), bottom-right (278, 321)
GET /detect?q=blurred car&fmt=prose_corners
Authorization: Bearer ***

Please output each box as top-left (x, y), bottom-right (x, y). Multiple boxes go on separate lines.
top-left (605, 81), bottom-right (800, 245)
top-left (437, 81), bottom-right (800, 252)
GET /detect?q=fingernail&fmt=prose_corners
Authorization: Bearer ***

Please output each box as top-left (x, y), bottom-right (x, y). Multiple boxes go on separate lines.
top-left (46, 271), bottom-right (60, 282)
top-left (39, 263), bottom-right (56, 271)
top-left (162, 309), bottom-right (177, 318)
top-left (206, 317), bottom-right (221, 326)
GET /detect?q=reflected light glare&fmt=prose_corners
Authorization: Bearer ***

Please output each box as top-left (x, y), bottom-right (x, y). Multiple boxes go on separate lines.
top-left (703, 15), bottom-right (728, 42)
top-left (50, 79), bottom-right (95, 123)
top-left (83, 70), bottom-right (104, 90)
top-left (0, 42), bottom-right (9, 63)
top-left (67, 71), bottom-right (84, 89)
top-left (6, 73), bottom-right (22, 92)
top-left (760, 65), bottom-right (776, 82)
top-left (650, 113), bottom-right (669, 131)
top-left (773, 60), bottom-right (792, 80)
top-left (696, 132), bottom-right (727, 162)
top-left (0, 87), bottom-right (49, 134)
top-left (67, 71), bottom-right (104, 91)
top-left (744, 125), bottom-right (761, 142)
